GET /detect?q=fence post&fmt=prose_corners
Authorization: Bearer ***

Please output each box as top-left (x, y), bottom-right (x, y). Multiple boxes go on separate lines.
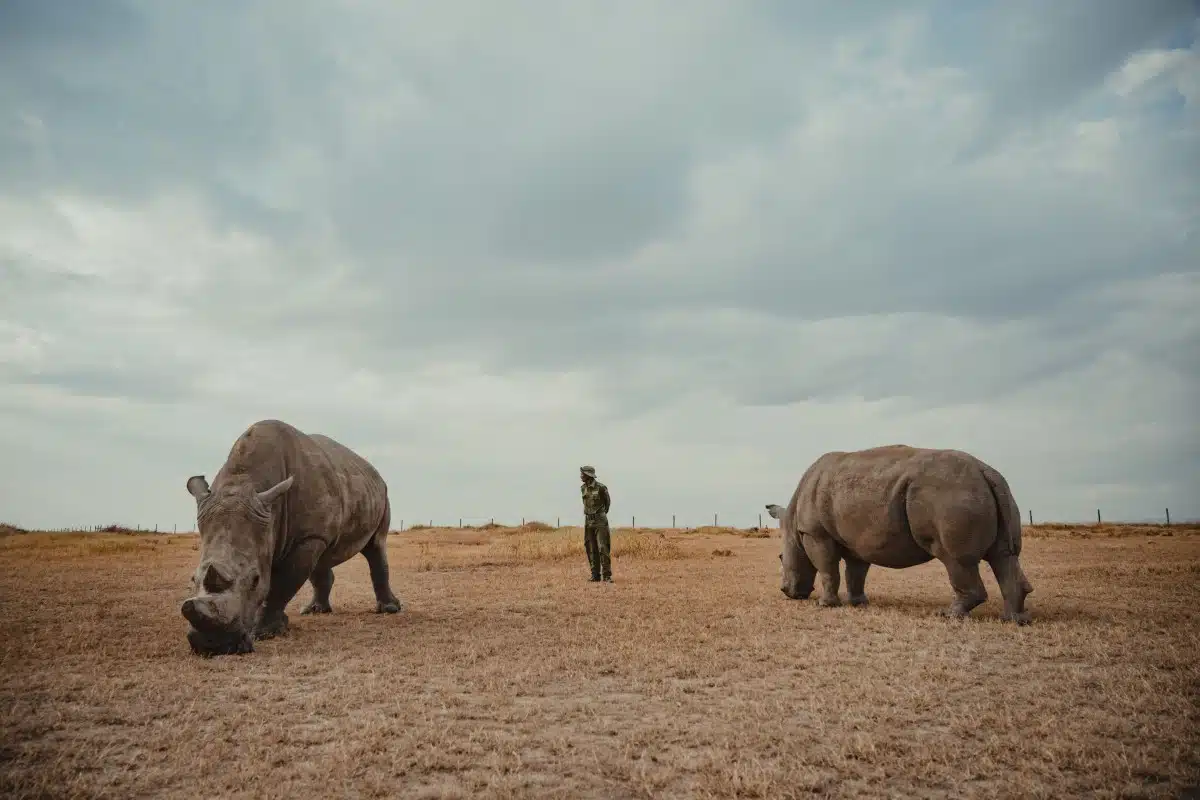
top-left (672, 514), bottom-right (675, 528)
top-left (1097, 509), bottom-right (1101, 524)
top-left (758, 513), bottom-right (762, 529)
top-left (1028, 509), bottom-right (1033, 526)
top-left (459, 518), bottom-right (462, 528)
top-left (557, 517), bottom-right (560, 528)
top-left (1165, 508), bottom-right (1170, 526)
top-left (714, 513), bottom-right (718, 527)
top-left (632, 516), bottom-right (636, 528)
top-left (400, 519), bottom-right (404, 531)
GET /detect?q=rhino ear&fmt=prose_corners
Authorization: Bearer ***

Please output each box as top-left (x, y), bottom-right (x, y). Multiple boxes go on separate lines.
top-left (765, 504), bottom-right (785, 520)
top-left (187, 475), bottom-right (211, 501)
top-left (256, 475), bottom-right (294, 506)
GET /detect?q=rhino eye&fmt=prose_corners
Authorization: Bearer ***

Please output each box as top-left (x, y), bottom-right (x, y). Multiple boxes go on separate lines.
top-left (250, 573), bottom-right (260, 590)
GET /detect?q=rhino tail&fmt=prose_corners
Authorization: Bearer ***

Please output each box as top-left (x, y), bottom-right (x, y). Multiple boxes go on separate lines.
top-left (979, 463), bottom-right (1022, 562)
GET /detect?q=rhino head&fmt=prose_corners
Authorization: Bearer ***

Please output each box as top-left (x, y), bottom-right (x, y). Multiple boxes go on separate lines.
top-left (765, 503), bottom-right (816, 600)
top-left (181, 473), bottom-right (294, 656)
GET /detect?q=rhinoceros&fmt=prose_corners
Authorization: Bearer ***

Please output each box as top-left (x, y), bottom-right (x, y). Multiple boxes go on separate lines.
top-left (181, 419), bottom-right (403, 656)
top-left (765, 444), bottom-right (1033, 624)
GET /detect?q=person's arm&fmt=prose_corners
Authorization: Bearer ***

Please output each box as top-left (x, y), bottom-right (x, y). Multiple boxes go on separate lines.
top-left (601, 485), bottom-right (611, 514)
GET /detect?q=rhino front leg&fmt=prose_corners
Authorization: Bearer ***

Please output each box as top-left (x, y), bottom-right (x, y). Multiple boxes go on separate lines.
top-left (801, 533), bottom-right (842, 607)
top-left (361, 527), bottom-right (402, 614)
top-left (937, 557), bottom-right (988, 620)
top-left (256, 538), bottom-right (328, 639)
top-left (300, 566), bottom-right (335, 614)
top-left (844, 556), bottom-right (870, 607)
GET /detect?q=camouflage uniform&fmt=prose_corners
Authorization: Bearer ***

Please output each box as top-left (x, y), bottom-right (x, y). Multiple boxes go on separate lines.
top-left (579, 465), bottom-right (612, 581)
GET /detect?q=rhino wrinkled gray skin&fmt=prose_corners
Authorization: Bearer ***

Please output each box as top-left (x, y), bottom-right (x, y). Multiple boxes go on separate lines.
top-left (766, 444), bottom-right (1034, 624)
top-left (182, 419), bottom-right (402, 656)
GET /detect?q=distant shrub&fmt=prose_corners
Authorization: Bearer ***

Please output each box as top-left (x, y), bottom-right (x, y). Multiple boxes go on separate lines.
top-left (737, 528), bottom-right (772, 539)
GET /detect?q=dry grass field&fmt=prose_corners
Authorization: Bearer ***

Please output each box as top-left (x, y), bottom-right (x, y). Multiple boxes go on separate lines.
top-left (1, 521), bottom-right (1198, 799)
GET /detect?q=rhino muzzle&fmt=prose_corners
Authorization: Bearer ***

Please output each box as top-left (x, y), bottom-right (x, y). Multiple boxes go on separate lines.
top-left (181, 596), bottom-right (253, 657)
top-left (186, 626), bottom-right (253, 657)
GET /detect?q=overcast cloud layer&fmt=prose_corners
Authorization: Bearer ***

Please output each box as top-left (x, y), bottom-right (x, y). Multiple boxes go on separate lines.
top-left (1, 0), bottom-right (1197, 531)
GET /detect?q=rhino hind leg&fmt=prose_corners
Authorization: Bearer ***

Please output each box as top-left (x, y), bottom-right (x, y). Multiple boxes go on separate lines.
top-left (936, 558), bottom-right (988, 620)
top-left (844, 557), bottom-right (870, 606)
top-left (301, 566), bottom-right (335, 614)
top-left (361, 527), bottom-right (403, 614)
top-left (988, 555), bottom-right (1033, 625)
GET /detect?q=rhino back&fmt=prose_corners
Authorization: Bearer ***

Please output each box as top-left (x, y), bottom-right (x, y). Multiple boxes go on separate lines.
top-left (213, 420), bottom-right (388, 563)
top-left (796, 443), bottom-right (993, 568)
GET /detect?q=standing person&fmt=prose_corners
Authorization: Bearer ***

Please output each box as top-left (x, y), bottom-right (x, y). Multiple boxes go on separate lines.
top-left (579, 465), bottom-right (612, 582)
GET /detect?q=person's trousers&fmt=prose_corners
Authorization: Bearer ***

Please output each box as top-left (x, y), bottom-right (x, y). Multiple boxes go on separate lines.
top-left (584, 513), bottom-right (611, 578)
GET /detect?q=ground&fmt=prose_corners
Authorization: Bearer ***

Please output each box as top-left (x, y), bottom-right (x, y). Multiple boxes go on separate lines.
top-left (1, 522), bottom-right (1198, 799)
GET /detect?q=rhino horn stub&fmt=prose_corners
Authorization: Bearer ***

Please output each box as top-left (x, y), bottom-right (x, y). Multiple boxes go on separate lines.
top-left (187, 475), bottom-right (211, 500)
top-left (181, 596), bottom-right (219, 629)
top-left (256, 475), bottom-right (294, 506)
top-left (765, 504), bottom-right (785, 520)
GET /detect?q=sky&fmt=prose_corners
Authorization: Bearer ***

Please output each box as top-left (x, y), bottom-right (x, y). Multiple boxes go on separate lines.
top-left (1, 0), bottom-right (1197, 532)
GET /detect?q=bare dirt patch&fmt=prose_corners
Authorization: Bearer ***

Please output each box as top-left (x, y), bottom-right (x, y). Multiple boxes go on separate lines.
top-left (1, 523), bottom-right (1197, 798)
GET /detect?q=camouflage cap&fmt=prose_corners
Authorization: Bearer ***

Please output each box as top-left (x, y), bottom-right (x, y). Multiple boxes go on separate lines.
top-left (579, 465), bottom-right (597, 477)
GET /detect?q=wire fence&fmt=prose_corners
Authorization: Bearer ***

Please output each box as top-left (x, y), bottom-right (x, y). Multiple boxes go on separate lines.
top-left (16, 506), bottom-right (1193, 535)
top-left (394, 506), bottom-right (1188, 531)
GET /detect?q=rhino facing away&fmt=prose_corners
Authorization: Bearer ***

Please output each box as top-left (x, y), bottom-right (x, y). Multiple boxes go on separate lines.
top-left (766, 444), bottom-right (1034, 624)
top-left (181, 419), bottom-right (402, 656)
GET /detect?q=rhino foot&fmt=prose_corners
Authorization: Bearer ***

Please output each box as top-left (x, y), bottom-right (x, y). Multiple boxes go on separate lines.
top-left (254, 611), bottom-right (289, 640)
top-left (1002, 610), bottom-right (1032, 626)
top-left (301, 600), bottom-right (333, 615)
top-left (848, 594), bottom-right (869, 607)
top-left (376, 598), bottom-right (403, 614)
top-left (817, 595), bottom-right (842, 608)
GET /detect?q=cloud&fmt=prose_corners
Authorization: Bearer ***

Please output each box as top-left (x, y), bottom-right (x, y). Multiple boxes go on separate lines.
top-left (1, 0), bottom-right (1197, 531)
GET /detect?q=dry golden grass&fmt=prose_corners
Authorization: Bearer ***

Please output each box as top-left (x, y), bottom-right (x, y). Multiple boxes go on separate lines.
top-left (1, 522), bottom-right (1197, 799)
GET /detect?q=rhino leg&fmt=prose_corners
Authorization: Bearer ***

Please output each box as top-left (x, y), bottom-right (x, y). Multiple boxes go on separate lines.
top-left (844, 556), bottom-right (870, 607)
top-left (936, 558), bottom-right (988, 620)
top-left (301, 566), bottom-right (335, 614)
top-left (988, 555), bottom-right (1032, 625)
top-left (256, 538), bottom-right (328, 639)
top-left (361, 526), bottom-right (403, 614)
top-left (802, 533), bottom-right (843, 607)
